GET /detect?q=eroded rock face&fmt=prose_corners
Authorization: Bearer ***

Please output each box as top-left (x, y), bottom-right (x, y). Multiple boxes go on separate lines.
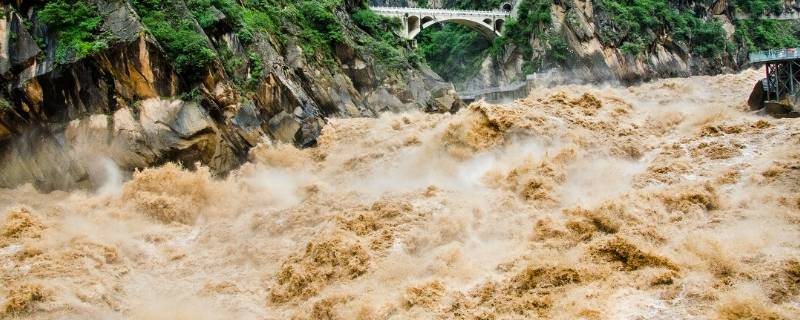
top-left (3, 12), bottom-right (40, 76)
top-left (0, 0), bottom-right (461, 190)
top-left (0, 97), bottom-right (242, 190)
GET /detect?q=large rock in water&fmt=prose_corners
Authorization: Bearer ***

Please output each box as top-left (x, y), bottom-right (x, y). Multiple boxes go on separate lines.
top-left (0, 0), bottom-right (461, 190)
top-left (748, 79), bottom-right (766, 111)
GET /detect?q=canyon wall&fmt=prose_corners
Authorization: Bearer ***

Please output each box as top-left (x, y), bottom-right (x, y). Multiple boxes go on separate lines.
top-left (464, 0), bottom-right (743, 91)
top-left (0, 0), bottom-right (461, 190)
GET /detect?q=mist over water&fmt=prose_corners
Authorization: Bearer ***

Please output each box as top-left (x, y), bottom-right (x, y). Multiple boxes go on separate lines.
top-left (1, 69), bottom-right (799, 319)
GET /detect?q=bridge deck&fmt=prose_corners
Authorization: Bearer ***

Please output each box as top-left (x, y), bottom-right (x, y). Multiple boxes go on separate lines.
top-left (370, 6), bottom-right (510, 18)
top-left (750, 48), bottom-right (800, 64)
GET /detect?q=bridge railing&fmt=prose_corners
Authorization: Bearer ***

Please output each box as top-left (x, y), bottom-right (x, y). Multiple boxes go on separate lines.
top-left (460, 81), bottom-right (526, 97)
top-left (750, 48), bottom-right (800, 63)
top-left (370, 6), bottom-right (510, 17)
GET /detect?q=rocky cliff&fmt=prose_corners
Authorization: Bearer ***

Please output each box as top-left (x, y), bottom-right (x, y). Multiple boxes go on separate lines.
top-left (460, 0), bottom-right (732, 90)
top-left (0, 0), bottom-right (460, 190)
top-left (451, 0), bottom-right (799, 90)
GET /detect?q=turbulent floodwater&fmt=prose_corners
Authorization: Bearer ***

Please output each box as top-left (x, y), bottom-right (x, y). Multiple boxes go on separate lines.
top-left (1, 69), bottom-right (800, 319)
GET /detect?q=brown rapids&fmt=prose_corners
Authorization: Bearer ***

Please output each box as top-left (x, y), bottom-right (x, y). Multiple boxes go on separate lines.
top-left (1, 69), bottom-right (799, 319)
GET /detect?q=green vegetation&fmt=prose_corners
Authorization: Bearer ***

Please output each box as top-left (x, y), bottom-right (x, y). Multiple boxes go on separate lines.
top-left (207, 2), bottom-right (416, 74)
top-left (546, 32), bottom-right (570, 63)
top-left (38, 0), bottom-right (108, 63)
top-left (735, 19), bottom-right (800, 51)
top-left (415, 0), bottom-right (551, 83)
top-left (0, 97), bottom-right (11, 112)
top-left (352, 9), bottom-right (413, 69)
top-left (420, 0), bottom-right (758, 82)
top-left (188, 0), bottom-right (283, 45)
top-left (246, 50), bottom-right (264, 88)
top-left (123, 0), bottom-right (416, 82)
top-left (593, 0), bottom-right (797, 57)
top-left (595, 0), bottom-right (730, 58)
top-left (220, 47), bottom-right (245, 76)
top-left (25, 0), bottom-right (421, 82)
top-left (128, 0), bottom-right (352, 78)
top-left (595, 0), bottom-right (668, 48)
top-left (493, 0), bottom-right (553, 73)
top-left (417, 24), bottom-right (491, 83)
top-left (619, 39), bottom-right (645, 56)
top-left (25, 0), bottom-right (800, 90)
top-left (497, 0), bottom-right (551, 50)
top-left (187, 0), bottom-right (244, 30)
top-left (352, 8), bottom-right (392, 34)
top-left (289, 1), bottom-right (346, 64)
top-left (670, 12), bottom-right (730, 58)
top-left (735, 0), bottom-right (783, 15)
top-left (730, 0), bottom-right (800, 53)
top-left (130, 0), bottom-right (217, 79)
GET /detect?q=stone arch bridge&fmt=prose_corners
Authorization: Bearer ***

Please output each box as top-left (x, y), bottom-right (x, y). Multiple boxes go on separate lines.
top-left (370, 4), bottom-right (513, 40)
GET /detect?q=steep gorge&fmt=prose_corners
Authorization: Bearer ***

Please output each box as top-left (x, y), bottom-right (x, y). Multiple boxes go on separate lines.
top-left (1, 2), bottom-right (799, 319)
top-left (401, 0), bottom-right (800, 90)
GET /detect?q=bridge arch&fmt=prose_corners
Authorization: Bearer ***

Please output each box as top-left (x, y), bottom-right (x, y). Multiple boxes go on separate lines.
top-left (431, 17), bottom-right (501, 39)
top-left (412, 16), bottom-right (504, 40)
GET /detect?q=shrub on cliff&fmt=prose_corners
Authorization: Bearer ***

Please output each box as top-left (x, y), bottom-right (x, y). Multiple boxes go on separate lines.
top-left (594, 0), bottom-right (731, 59)
top-left (735, 0), bottom-right (783, 15)
top-left (187, 0), bottom-right (245, 30)
top-left (353, 8), bottom-right (389, 34)
top-left (131, 0), bottom-right (217, 79)
top-left (487, 0), bottom-right (553, 75)
top-left (354, 8), bottom-right (415, 70)
top-left (670, 12), bottom-right (730, 59)
top-left (37, 0), bottom-right (417, 83)
top-left (734, 19), bottom-right (800, 51)
top-left (294, 1), bottom-right (346, 61)
top-left (38, 0), bottom-right (108, 63)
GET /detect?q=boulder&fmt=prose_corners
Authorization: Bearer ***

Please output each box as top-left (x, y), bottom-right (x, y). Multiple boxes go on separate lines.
top-left (748, 79), bottom-right (766, 111)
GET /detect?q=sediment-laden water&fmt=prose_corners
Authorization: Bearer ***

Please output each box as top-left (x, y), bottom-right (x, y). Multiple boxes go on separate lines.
top-left (1, 69), bottom-right (799, 319)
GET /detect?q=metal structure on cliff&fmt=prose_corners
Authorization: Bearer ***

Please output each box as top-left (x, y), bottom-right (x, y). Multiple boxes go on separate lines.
top-left (747, 48), bottom-right (800, 117)
top-left (750, 49), bottom-right (800, 102)
top-left (370, 2), bottom-right (514, 40)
